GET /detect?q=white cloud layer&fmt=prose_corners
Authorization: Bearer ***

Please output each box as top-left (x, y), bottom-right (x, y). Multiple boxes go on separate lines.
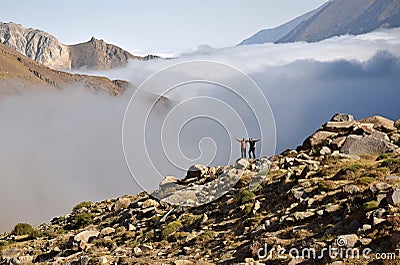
top-left (1, 28), bottom-right (400, 231)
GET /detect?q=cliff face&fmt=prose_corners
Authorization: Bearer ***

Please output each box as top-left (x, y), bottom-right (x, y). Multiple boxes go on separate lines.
top-left (69, 37), bottom-right (140, 70)
top-left (0, 22), bottom-right (144, 71)
top-left (0, 22), bottom-right (71, 70)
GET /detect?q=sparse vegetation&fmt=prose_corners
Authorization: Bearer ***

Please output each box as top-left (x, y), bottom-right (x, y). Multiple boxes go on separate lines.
top-left (12, 223), bottom-right (33, 236)
top-left (380, 158), bottom-right (400, 170)
top-left (162, 221), bottom-right (182, 240)
top-left (70, 212), bottom-right (94, 229)
top-left (72, 201), bottom-right (92, 212)
top-left (362, 201), bottom-right (379, 213)
top-left (357, 176), bottom-right (376, 185)
top-left (238, 189), bottom-right (255, 204)
top-left (341, 164), bottom-right (363, 173)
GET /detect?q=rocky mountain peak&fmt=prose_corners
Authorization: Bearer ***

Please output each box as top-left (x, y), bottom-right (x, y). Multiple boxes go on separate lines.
top-left (1, 113), bottom-right (399, 264)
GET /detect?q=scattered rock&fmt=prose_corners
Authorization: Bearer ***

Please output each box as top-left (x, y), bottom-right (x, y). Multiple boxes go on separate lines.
top-left (337, 234), bottom-right (359, 248)
top-left (303, 131), bottom-right (337, 148)
top-left (323, 120), bottom-right (355, 132)
top-left (173, 260), bottom-right (194, 265)
top-left (343, 185), bottom-right (359, 195)
top-left (186, 164), bottom-right (208, 178)
top-left (387, 189), bottom-right (400, 206)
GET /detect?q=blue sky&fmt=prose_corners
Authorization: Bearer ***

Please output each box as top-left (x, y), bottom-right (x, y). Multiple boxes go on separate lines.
top-left (1, 0), bottom-right (328, 54)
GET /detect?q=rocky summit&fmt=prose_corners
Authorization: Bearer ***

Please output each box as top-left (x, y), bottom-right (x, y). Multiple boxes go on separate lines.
top-left (1, 114), bottom-right (400, 265)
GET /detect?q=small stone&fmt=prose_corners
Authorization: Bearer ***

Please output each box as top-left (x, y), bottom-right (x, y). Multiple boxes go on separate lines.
top-left (320, 146), bottom-right (331, 155)
top-left (360, 238), bottom-right (373, 245)
top-left (337, 234), bottom-right (359, 248)
top-left (100, 227), bottom-right (115, 236)
top-left (133, 247), bottom-right (142, 256)
top-left (343, 184), bottom-right (359, 195)
top-left (235, 158), bottom-right (250, 169)
top-left (395, 119), bottom-right (400, 129)
top-left (386, 175), bottom-right (400, 182)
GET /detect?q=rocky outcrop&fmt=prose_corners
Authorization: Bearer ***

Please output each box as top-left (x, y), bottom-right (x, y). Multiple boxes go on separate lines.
top-left (0, 22), bottom-right (70, 70)
top-left (0, 22), bottom-right (154, 70)
top-left (301, 113), bottom-right (400, 155)
top-left (0, 113), bottom-right (399, 264)
top-left (69, 37), bottom-right (140, 70)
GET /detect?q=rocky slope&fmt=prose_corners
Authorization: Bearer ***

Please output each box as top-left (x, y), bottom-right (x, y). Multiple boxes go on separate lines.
top-left (0, 22), bottom-right (152, 70)
top-left (238, 2), bottom-right (329, 45)
top-left (1, 114), bottom-right (400, 265)
top-left (278, 0), bottom-right (400, 43)
top-left (0, 42), bottom-right (131, 97)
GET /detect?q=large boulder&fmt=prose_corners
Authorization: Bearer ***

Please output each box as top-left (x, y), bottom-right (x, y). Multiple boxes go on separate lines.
top-left (115, 197), bottom-right (131, 211)
top-left (186, 164), bottom-right (208, 179)
top-left (303, 131), bottom-right (337, 149)
top-left (395, 119), bottom-right (400, 130)
top-left (323, 120), bottom-right (356, 133)
top-left (341, 135), bottom-right (398, 155)
top-left (358, 116), bottom-right (396, 133)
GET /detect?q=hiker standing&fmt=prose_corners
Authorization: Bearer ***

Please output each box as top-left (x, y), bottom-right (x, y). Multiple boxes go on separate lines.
top-left (235, 137), bottom-right (248, 158)
top-left (248, 137), bottom-right (260, 159)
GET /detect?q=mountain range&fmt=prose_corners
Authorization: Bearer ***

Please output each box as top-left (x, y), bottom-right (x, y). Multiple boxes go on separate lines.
top-left (240, 0), bottom-right (400, 45)
top-left (0, 22), bottom-right (151, 71)
top-left (0, 42), bottom-right (131, 97)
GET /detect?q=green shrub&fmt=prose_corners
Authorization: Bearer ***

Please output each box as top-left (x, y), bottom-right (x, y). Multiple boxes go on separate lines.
top-left (376, 153), bottom-right (391, 161)
top-left (243, 203), bottom-right (253, 215)
top-left (162, 220), bottom-right (182, 240)
top-left (238, 190), bottom-right (255, 204)
top-left (362, 201), bottom-right (379, 213)
top-left (72, 201), bottom-right (92, 212)
top-left (357, 176), bottom-right (376, 185)
top-left (380, 158), bottom-right (400, 169)
top-left (12, 223), bottom-right (33, 236)
top-left (341, 164), bottom-right (363, 173)
top-left (71, 213), bottom-right (94, 229)
top-left (29, 229), bottom-right (43, 239)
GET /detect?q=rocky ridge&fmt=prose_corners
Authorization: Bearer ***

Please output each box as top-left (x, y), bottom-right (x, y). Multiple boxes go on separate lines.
top-left (0, 22), bottom-right (155, 70)
top-left (1, 114), bottom-right (400, 264)
top-left (0, 42), bottom-right (131, 96)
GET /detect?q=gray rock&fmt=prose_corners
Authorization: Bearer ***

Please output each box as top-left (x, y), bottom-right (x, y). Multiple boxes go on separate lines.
top-left (341, 135), bottom-right (398, 155)
top-left (386, 175), bottom-right (400, 182)
top-left (387, 189), bottom-right (400, 206)
top-left (358, 116), bottom-right (396, 132)
top-left (331, 113), bottom-right (354, 122)
top-left (115, 197), bottom-right (131, 211)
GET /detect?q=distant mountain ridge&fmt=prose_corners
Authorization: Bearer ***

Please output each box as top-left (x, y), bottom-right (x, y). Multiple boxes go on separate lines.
top-left (0, 42), bottom-right (131, 97)
top-left (239, 0), bottom-right (400, 45)
top-left (238, 2), bottom-right (329, 45)
top-left (278, 0), bottom-right (400, 43)
top-left (0, 22), bottom-right (151, 70)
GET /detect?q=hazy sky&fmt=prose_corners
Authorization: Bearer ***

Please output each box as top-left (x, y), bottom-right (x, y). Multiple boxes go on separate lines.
top-left (1, 0), bottom-right (328, 54)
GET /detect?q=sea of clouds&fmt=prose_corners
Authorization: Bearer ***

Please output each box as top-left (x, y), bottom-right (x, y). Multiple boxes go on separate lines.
top-left (1, 28), bottom-right (399, 231)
